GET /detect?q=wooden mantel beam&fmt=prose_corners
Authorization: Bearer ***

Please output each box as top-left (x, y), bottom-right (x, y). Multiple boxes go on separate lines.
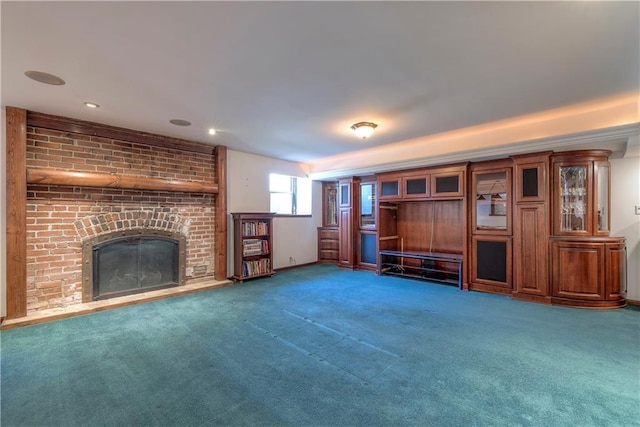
top-left (26, 168), bottom-right (219, 194)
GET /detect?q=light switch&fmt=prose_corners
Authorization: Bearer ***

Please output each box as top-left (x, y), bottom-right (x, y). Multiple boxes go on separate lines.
top-left (636, 205), bottom-right (640, 215)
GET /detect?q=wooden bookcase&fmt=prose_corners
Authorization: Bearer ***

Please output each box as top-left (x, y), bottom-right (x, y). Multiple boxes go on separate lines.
top-left (232, 212), bottom-right (276, 282)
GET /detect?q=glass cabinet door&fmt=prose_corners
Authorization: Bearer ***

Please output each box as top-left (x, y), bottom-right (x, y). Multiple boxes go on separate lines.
top-left (595, 164), bottom-right (609, 233)
top-left (325, 185), bottom-right (338, 227)
top-left (558, 166), bottom-right (588, 232)
top-left (360, 182), bottom-right (376, 227)
top-left (475, 171), bottom-right (508, 231)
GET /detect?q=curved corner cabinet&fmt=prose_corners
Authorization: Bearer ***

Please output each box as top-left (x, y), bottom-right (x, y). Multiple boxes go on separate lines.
top-left (550, 151), bottom-right (626, 308)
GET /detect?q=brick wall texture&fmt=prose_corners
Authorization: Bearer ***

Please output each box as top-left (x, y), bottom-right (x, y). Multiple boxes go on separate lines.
top-left (25, 127), bottom-right (217, 313)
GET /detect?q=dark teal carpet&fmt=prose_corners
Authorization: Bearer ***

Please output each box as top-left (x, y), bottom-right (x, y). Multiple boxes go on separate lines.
top-left (2, 265), bottom-right (639, 426)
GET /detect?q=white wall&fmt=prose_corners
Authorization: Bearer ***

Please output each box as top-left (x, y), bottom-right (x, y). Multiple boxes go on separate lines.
top-left (610, 153), bottom-right (640, 301)
top-left (227, 150), bottom-right (322, 276)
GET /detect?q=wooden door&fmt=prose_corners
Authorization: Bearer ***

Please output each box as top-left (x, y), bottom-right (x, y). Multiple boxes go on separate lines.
top-left (513, 203), bottom-right (548, 298)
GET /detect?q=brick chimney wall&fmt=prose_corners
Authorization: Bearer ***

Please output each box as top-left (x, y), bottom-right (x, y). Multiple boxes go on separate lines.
top-left (25, 127), bottom-right (217, 313)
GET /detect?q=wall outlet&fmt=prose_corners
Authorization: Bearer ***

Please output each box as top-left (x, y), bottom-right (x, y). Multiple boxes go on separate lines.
top-left (289, 257), bottom-right (296, 265)
top-left (636, 205), bottom-right (640, 215)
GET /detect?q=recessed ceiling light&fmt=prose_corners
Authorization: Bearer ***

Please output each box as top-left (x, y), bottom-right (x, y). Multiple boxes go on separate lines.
top-left (169, 119), bottom-right (192, 127)
top-left (24, 70), bottom-right (66, 86)
top-left (208, 128), bottom-right (216, 136)
top-left (84, 102), bottom-right (99, 108)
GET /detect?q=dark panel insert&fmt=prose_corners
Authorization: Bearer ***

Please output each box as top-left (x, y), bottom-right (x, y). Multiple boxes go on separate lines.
top-left (406, 178), bottom-right (427, 195)
top-left (476, 240), bottom-right (507, 283)
top-left (340, 184), bottom-right (350, 205)
top-left (360, 233), bottom-right (377, 265)
top-left (522, 168), bottom-right (539, 198)
top-left (435, 176), bottom-right (459, 193)
top-left (381, 181), bottom-right (399, 197)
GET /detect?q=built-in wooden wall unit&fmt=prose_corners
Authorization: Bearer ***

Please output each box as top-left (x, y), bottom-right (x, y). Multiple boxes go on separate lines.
top-left (330, 150), bottom-right (626, 309)
top-left (376, 164), bottom-right (467, 287)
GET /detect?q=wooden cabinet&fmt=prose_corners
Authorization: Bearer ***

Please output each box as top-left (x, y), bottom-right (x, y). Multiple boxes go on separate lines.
top-left (376, 171), bottom-right (467, 283)
top-left (548, 150), bottom-right (625, 308)
top-left (378, 176), bottom-right (402, 200)
top-left (431, 169), bottom-right (465, 198)
top-left (232, 212), bottom-right (275, 282)
top-left (511, 153), bottom-right (551, 303)
top-left (471, 160), bottom-right (512, 235)
top-left (552, 150), bottom-right (611, 236)
top-left (402, 172), bottom-right (430, 200)
top-left (357, 179), bottom-right (378, 270)
top-left (469, 160), bottom-right (513, 293)
top-left (377, 165), bottom-right (465, 202)
top-left (513, 203), bottom-right (549, 300)
top-left (321, 182), bottom-right (338, 228)
top-left (550, 237), bottom-right (626, 308)
top-left (318, 182), bottom-right (339, 264)
top-left (338, 178), bottom-right (355, 268)
top-left (470, 235), bottom-right (512, 294)
top-left (317, 227), bottom-right (339, 263)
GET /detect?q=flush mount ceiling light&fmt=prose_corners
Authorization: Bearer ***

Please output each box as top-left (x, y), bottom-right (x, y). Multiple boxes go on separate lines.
top-left (24, 70), bottom-right (66, 86)
top-left (169, 119), bottom-right (192, 127)
top-left (208, 128), bottom-right (216, 136)
top-left (84, 102), bottom-right (99, 108)
top-left (351, 122), bottom-right (377, 139)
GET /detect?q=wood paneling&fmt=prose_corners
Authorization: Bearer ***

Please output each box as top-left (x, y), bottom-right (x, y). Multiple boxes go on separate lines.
top-left (470, 235), bottom-right (512, 293)
top-left (339, 209), bottom-right (353, 268)
top-left (6, 107), bottom-right (27, 319)
top-left (606, 243), bottom-right (626, 301)
top-left (551, 240), bottom-right (604, 300)
top-left (514, 203), bottom-right (548, 297)
top-left (549, 238), bottom-right (626, 308)
top-left (397, 201), bottom-right (464, 254)
top-left (214, 145), bottom-right (227, 280)
top-left (27, 168), bottom-right (219, 194)
top-left (317, 227), bottom-right (339, 263)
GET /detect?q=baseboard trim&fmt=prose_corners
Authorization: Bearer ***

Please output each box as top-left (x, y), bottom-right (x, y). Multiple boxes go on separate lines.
top-left (626, 298), bottom-right (640, 307)
top-left (275, 261), bottom-right (317, 272)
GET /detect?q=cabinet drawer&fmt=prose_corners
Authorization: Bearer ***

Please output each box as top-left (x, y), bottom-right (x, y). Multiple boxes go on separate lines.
top-left (319, 239), bottom-right (339, 250)
top-left (320, 249), bottom-right (339, 260)
top-left (318, 229), bottom-right (339, 240)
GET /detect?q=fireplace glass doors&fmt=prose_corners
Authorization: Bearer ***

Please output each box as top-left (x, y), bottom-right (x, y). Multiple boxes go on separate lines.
top-left (90, 234), bottom-right (182, 301)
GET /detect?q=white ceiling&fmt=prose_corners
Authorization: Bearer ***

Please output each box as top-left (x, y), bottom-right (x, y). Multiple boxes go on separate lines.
top-left (2, 1), bottom-right (639, 170)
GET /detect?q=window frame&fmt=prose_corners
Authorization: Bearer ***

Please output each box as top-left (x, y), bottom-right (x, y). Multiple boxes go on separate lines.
top-left (269, 173), bottom-right (312, 217)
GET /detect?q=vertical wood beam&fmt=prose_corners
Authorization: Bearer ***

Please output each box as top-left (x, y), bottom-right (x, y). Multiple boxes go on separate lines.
top-left (5, 107), bottom-right (27, 318)
top-left (214, 145), bottom-right (228, 280)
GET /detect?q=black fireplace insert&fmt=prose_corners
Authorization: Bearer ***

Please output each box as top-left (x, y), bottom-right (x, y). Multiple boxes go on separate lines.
top-left (91, 235), bottom-right (181, 300)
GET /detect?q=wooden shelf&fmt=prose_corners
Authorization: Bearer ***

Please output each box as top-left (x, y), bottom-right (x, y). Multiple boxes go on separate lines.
top-left (232, 212), bottom-right (276, 282)
top-left (379, 250), bottom-right (463, 289)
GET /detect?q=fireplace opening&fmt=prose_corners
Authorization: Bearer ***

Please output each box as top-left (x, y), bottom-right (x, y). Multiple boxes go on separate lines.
top-left (84, 230), bottom-right (186, 302)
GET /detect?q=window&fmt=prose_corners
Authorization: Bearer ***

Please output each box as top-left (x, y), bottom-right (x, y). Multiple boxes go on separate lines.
top-left (269, 173), bottom-right (312, 215)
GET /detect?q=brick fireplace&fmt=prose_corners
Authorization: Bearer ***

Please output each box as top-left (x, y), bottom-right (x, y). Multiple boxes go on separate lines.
top-left (5, 108), bottom-right (228, 320)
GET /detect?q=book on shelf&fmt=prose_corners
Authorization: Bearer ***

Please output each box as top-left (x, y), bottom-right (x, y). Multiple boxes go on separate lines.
top-left (242, 239), bottom-right (269, 256)
top-left (242, 221), bottom-right (269, 236)
top-left (242, 258), bottom-right (271, 277)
